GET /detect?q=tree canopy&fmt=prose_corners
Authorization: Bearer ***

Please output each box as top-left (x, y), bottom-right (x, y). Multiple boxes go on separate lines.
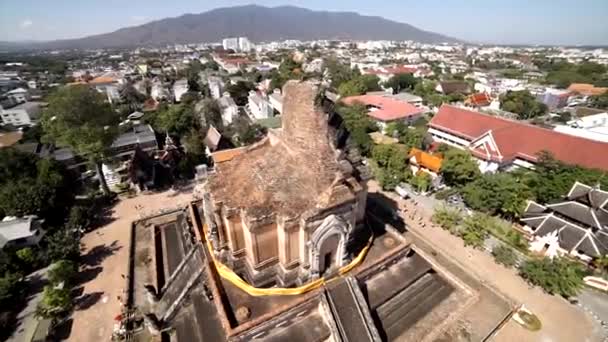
top-left (42, 85), bottom-right (121, 194)
top-left (537, 61), bottom-right (608, 88)
top-left (500, 90), bottom-right (548, 120)
top-left (439, 148), bottom-right (481, 187)
top-left (371, 144), bottom-right (410, 190)
top-left (0, 148), bottom-right (72, 224)
top-left (589, 92), bottom-right (608, 109)
top-left (519, 257), bottom-right (586, 298)
top-left (384, 73), bottom-right (419, 94)
top-left (461, 173), bottom-right (530, 218)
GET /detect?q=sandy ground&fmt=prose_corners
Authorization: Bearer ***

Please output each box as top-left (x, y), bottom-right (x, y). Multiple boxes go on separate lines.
top-left (67, 189), bottom-right (193, 342)
top-left (368, 181), bottom-right (604, 342)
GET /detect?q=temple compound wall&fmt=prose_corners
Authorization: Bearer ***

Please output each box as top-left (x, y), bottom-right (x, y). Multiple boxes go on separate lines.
top-left (201, 81), bottom-right (367, 287)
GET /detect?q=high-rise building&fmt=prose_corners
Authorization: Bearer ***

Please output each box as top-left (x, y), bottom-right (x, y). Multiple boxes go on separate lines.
top-left (222, 37), bottom-right (239, 51)
top-left (238, 37), bottom-right (252, 52)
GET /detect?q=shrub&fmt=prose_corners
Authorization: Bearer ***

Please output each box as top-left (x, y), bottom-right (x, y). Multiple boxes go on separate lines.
top-left (492, 245), bottom-right (518, 268)
top-left (519, 257), bottom-right (586, 298)
top-left (432, 206), bottom-right (463, 233)
top-left (460, 213), bottom-right (489, 249)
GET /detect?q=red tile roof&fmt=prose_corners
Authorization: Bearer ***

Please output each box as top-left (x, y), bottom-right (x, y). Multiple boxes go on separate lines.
top-left (466, 92), bottom-right (492, 107)
top-left (429, 105), bottom-right (608, 171)
top-left (342, 95), bottom-right (423, 122)
top-left (363, 65), bottom-right (417, 75)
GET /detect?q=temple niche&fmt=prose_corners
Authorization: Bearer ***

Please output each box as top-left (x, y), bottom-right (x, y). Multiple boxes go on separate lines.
top-left (201, 80), bottom-right (367, 287)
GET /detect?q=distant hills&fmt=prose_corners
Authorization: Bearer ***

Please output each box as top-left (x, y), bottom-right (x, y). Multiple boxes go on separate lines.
top-left (5, 5), bottom-right (459, 51)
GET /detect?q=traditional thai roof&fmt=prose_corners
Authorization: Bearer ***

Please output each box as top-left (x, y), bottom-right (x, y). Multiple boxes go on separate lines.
top-left (408, 148), bottom-right (443, 173)
top-left (521, 182), bottom-right (608, 257)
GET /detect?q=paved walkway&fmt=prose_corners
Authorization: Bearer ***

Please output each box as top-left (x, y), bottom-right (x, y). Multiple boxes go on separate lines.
top-left (368, 181), bottom-right (604, 342)
top-left (67, 189), bottom-right (193, 342)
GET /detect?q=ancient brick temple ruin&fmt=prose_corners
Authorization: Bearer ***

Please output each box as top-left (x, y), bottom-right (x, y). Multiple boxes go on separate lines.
top-left (201, 81), bottom-right (367, 287)
top-left (125, 81), bottom-right (514, 342)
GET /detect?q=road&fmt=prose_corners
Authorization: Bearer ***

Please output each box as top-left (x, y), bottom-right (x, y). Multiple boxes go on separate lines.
top-left (368, 180), bottom-right (605, 342)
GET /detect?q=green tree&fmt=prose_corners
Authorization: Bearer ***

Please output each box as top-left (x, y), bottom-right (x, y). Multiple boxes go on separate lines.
top-left (384, 73), bottom-right (419, 94)
top-left (226, 81), bottom-right (255, 106)
top-left (440, 148), bottom-right (481, 187)
top-left (500, 90), bottom-right (548, 120)
top-left (338, 78), bottom-right (367, 97)
top-left (589, 93), bottom-right (608, 109)
top-left (42, 85), bottom-right (120, 195)
top-left (197, 98), bottom-right (223, 131)
top-left (492, 245), bottom-right (518, 268)
top-left (36, 286), bottom-right (73, 318)
top-left (119, 83), bottom-right (146, 113)
top-left (460, 213), bottom-right (489, 248)
top-left (411, 172), bottom-right (432, 193)
top-left (155, 103), bottom-right (198, 137)
top-left (359, 74), bottom-right (382, 92)
top-left (46, 230), bottom-right (80, 262)
top-left (461, 173), bottom-right (530, 218)
top-left (0, 272), bottom-right (22, 306)
top-left (519, 257), bottom-right (586, 298)
top-left (325, 58), bottom-right (359, 89)
top-left (48, 260), bottom-right (78, 286)
top-left (521, 151), bottom-right (608, 203)
top-left (431, 206), bottom-right (463, 233)
top-left (67, 205), bottom-right (90, 230)
top-left (371, 144), bottom-right (409, 190)
top-left (16, 248), bottom-right (37, 266)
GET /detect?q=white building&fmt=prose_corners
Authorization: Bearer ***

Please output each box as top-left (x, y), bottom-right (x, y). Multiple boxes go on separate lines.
top-left (4, 87), bottom-right (29, 103)
top-left (0, 102), bottom-right (42, 126)
top-left (222, 37), bottom-right (239, 51)
top-left (268, 89), bottom-right (283, 114)
top-left (151, 81), bottom-right (169, 101)
top-left (0, 216), bottom-right (45, 250)
top-left (208, 76), bottom-right (225, 100)
top-left (238, 37), bottom-right (252, 52)
top-left (246, 90), bottom-right (273, 120)
top-left (553, 112), bottom-right (608, 142)
top-left (173, 79), bottom-right (189, 103)
top-left (218, 93), bottom-right (239, 126)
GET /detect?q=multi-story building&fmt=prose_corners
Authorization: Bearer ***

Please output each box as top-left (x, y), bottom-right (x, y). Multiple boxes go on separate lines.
top-left (238, 37), bottom-right (252, 52)
top-left (268, 89), bottom-right (283, 114)
top-left (222, 37), bottom-right (239, 51)
top-left (150, 80), bottom-right (169, 101)
top-left (217, 93), bottom-right (239, 125)
top-left (246, 90), bottom-right (273, 120)
top-left (0, 101), bottom-right (42, 126)
top-left (207, 76), bottom-right (224, 99)
top-left (173, 79), bottom-right (189, 102)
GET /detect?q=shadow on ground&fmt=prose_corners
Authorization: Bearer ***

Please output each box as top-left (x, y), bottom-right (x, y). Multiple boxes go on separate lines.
top-left (75, 291), bottom-right (105, 311)
top-left (81, 240), bottom-right (122, 268)
top-left (75, 266), bottom-right (104, 285)
top-left (367, 192), bottom-right (406, 232)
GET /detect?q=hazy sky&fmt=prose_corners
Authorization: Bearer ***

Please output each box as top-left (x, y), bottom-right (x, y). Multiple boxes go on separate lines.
top-left (1, 0), bottom-right (607, 45)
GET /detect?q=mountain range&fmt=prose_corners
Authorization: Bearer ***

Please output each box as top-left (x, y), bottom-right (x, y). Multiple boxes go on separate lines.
top-left (4, 5), bottom-right (458, 51)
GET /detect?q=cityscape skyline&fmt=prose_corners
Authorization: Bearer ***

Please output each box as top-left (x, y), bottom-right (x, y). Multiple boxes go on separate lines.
top-left (0, 0), bottom-right (607, 45)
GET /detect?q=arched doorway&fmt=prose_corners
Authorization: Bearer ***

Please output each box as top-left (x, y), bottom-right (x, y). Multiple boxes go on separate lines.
top-left (309, 215), bottom-right (348, 278)
top-left (318, 234), bottom-right (340, 275)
